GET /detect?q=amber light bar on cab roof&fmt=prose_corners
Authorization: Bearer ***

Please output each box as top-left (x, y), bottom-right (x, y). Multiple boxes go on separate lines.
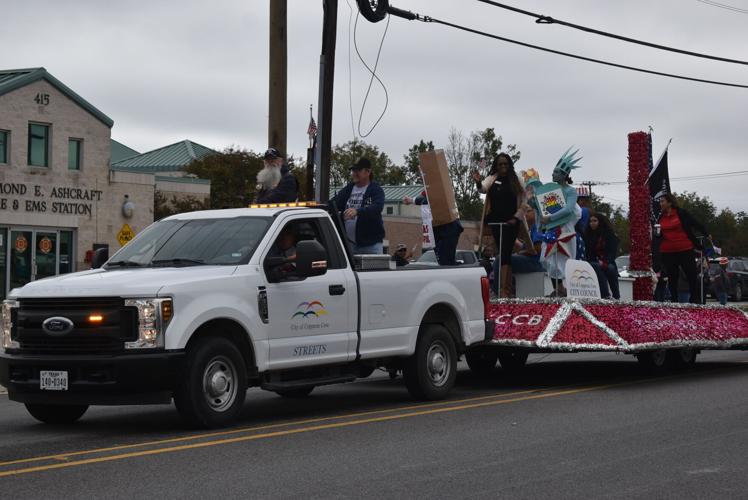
top-left (248, 201), bottom-right (322, 209)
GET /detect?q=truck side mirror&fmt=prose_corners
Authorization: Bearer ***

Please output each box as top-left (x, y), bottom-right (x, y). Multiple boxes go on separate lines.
top-left (295, 240), bottom-right (328, 279)
top-left (91, 248), bottom-right (109, 269)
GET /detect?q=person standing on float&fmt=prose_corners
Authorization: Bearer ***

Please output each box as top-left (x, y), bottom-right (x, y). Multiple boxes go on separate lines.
top-left (536, 148), bottom-right (583, 296)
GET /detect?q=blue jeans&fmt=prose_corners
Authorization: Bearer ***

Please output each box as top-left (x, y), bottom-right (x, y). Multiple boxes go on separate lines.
top-left (678, 291), bottom-right (690, 303)
top-left (590, 262), bottom-right (620, 299)
top-left (353, 242), bottom-right (383, 255)
top-left (717, 292), bottom-right (728, 305)
top-left (433, 220), bottom-right (463, 266)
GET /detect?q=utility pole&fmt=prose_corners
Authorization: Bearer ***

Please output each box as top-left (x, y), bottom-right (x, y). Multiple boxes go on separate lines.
top-left (314, 0), bottom-right (338, 202)
top-left (268, 0), bottom-right (287, 155)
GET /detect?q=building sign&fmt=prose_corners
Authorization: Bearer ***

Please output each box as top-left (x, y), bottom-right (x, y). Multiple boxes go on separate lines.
top-left (0, 182), bottom-right (103, 217)
top-left (15, 235), bottom-right (28, 253)
top-left (38, 237), bottom-right (53, 254)
top-left (117, 224), bottom-right (135, 246)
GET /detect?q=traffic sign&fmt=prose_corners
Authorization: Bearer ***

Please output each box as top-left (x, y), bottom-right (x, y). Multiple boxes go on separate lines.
top-left (117, 223), bottom-right (135, 246)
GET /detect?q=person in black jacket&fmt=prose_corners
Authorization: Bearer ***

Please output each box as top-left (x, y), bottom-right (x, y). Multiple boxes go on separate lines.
top-left (255, 148), bottom-right (299, 203)
top-left (656, 194), bottom-right (711, 304)
top-left (329, 158), bottom-right (385, 254)
top-left (584, 213), bottom-right (620, 299)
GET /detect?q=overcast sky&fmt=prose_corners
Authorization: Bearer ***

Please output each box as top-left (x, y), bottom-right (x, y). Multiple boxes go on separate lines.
top-left (3, 0), bottom-right (747, 212)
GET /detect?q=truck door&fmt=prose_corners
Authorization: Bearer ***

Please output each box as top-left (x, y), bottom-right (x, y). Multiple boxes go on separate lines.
top-left (262, 215), bottom-right (355, 369)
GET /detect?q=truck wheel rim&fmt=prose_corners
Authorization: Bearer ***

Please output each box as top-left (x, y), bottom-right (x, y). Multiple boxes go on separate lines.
top-left (203, 356), bottom-right (238, 412)
top-left (427, 341), bottom-right (450, 387)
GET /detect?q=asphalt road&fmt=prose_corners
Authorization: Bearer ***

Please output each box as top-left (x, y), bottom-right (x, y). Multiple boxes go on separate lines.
top-left (2, 351), bottom-right (748, 499)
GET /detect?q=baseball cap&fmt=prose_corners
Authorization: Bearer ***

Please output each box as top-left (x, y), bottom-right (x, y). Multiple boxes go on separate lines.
top-left (263, 148), bottom-right (282, 160)
top-left (719, 257), bottom-right (729, 265)
top-left (396, 243), bottom-right (407, 251)
top-left (350, 158), bottom-right (372, 170)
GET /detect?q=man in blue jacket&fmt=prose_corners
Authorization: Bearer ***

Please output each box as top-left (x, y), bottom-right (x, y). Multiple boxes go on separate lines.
top-left (330, 158), bottom-right (385, 254)
top-left (255, 148), bottom-right (299, 203)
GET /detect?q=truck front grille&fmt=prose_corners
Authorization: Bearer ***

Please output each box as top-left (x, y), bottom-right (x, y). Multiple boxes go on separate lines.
top-left (15, 297), bottom-right (137, 354)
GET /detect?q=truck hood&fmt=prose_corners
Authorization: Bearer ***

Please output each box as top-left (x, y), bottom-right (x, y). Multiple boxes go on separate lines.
top-left (9, 266), bottom-right (238, 299)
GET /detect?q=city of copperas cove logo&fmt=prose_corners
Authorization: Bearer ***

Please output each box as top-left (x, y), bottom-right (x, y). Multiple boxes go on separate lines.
top-left (290, 301), bottom-right (330, 331)
top-left (292, 301), bottom-right (329, 319)
top-left (568, 269), bottom-right (598, 298)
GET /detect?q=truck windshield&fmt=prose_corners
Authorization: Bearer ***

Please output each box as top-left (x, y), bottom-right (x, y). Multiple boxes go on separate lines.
top-left (106, 217), bottom-right (271, 268)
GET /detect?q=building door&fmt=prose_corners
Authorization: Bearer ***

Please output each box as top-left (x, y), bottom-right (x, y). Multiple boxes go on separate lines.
top-left (0, 228), bottom-right (6, 300)
top-left (9, 230), bottom-right (33, 291)
top-left (35, 232), bottom-right (58, 280)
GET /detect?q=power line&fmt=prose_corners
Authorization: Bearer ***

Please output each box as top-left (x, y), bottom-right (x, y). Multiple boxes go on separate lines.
top-left (414, 16), bottom-right (748, 89)
top-left (695, 0), bottom-right (748, 15)
top-left (587, 169), bottom-right (748, 186)
top-left (476, 0), bottom-right (748, 65)
top-left (354, 10), bottom-right (391, 137)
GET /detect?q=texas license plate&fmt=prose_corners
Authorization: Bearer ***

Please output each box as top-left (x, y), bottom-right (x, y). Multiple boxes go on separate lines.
top-left (40, 370), bottom-right (68, 391)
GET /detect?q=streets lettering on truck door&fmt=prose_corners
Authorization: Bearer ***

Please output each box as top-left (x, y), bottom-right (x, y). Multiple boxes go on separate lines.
top-left (293, 344), bottom-right (328, 356)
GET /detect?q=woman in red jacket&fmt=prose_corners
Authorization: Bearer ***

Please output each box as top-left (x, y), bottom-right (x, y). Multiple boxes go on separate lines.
top-left (656, 194), bottom-right (711, 304)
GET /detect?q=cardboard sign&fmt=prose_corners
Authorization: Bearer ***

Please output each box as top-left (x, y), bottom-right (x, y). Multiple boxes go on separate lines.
top-left (534, 182), bottom-right (569, 230)
top-left (565, 259), bottom-right (601, 299)
top-left (421, 205), bottom-right (435, 249)
top-left (419, 150), bottom-right (459, 227)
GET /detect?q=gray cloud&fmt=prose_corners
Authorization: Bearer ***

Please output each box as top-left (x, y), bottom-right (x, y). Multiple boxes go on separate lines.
top-left (2, 0), bottom-right (747, 211)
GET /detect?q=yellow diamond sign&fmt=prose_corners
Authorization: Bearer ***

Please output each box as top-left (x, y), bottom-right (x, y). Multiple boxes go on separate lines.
top-left (117, 223), bottom-right (135, 246)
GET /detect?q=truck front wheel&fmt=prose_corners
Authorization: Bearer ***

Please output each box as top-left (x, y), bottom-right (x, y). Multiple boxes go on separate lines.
top-left (25, 404), bottom-right (88, 424)
top-left (404, 324), bottom-right (457, 400)
top-left (175, 337), bottom-right (248, 428)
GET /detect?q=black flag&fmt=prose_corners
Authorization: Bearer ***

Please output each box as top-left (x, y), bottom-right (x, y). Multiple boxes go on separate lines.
top-left (648, 148), bottom-right (671, 220)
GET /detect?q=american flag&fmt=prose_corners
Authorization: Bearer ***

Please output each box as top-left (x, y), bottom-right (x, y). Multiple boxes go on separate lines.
top-left (307, 116), bottom-right (318, 140)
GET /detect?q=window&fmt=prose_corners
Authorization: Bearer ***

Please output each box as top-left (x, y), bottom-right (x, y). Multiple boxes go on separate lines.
top-left (386, 206), bottom-right (394, 215)
top-left (28, 123), bottom-right (49, 167)
top-left (68, 139), bottom-right (82, 170)
top-left (0, 130), bottom-right (8, 164)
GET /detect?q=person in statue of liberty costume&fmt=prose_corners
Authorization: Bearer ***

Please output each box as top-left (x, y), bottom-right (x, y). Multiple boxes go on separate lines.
top-left (531, 148), bottom-right (583, 296)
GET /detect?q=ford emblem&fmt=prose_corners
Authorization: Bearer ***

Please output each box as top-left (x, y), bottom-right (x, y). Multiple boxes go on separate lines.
top-left (42, 316), bottom-right (75, 336)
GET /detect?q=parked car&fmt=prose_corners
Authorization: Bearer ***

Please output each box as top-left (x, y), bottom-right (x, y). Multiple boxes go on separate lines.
top-left (707, 257), bottom-right (748, 301)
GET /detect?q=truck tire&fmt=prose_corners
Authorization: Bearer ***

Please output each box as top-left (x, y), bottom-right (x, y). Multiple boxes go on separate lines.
top-left (174, 337), bottom-right (248, 428)
top-left (636, 349), bottom-right (668, 371)
top-left (466, 348), bottom-right (499, 376)
top-left (25, 404), bottom-right (88, 424)
top-left (275, 386), bottom-right (314, 398)
top-left (404, 324), bottom-right (457, 400)
top-left (498, 349), bottom-right (529, 372)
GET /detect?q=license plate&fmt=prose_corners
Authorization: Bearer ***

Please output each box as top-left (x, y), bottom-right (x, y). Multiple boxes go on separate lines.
top-left (40, 370), bottom-right (68, 391)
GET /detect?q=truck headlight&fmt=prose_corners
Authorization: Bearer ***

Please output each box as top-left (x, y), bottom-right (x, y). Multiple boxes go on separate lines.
top-left (125, 298), bottom-right (172, 349)
top-left (1, 299), bottom-right (19, 351)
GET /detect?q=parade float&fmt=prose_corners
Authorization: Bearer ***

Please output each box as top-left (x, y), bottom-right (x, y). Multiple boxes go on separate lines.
top-left (479, 132), bottom-right (748, 369)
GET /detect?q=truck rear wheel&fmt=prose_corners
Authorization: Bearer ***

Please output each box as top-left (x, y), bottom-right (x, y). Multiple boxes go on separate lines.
top-left (175, 337), bottom-right (248, 428)
top-left (25, 404), bottom-right (88, 424)
top-left (466, 348), bottom-right (499, 376)
top-left (667, 348), bottom-right (697, 369)
top-left (498, 349), bottom-right (529, 372)
top-left (404, 324), bottom-right (457, 400)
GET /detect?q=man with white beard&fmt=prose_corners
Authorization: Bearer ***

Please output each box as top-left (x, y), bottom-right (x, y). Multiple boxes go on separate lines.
top-left (255, 148), bottom-right (299, 203)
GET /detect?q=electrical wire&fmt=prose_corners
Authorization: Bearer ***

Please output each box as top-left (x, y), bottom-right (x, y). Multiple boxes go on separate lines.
top-left (476, 0), bottom-right (748, 65)
top-left (416, 16), bottom-right (748, 89)
top-left (345, 0), bottom-right (358, 140)
top-left (695, 0), bottom-right (748, 15)
top-left (354, 11), bottom-right (391, 138)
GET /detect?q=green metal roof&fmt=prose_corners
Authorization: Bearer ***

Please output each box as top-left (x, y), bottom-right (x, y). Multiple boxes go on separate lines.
top-left (0, 67), bottom-right (114, 128)
top-left (110, 139), bottom-right (140, 163)
top-left (111, 140), bottom-right (217, 173)
top-left (155, 175), bottom-right (210, 186)
top-left (330, 185), bottom-right (424, 203)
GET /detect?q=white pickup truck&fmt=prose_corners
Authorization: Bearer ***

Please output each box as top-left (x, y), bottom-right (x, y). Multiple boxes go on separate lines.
top-left (1, 205), bottom-right (489, 427)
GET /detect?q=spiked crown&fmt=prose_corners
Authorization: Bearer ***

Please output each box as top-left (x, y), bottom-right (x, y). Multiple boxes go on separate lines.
top-left (554, 147), bottom-right (582, 176)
